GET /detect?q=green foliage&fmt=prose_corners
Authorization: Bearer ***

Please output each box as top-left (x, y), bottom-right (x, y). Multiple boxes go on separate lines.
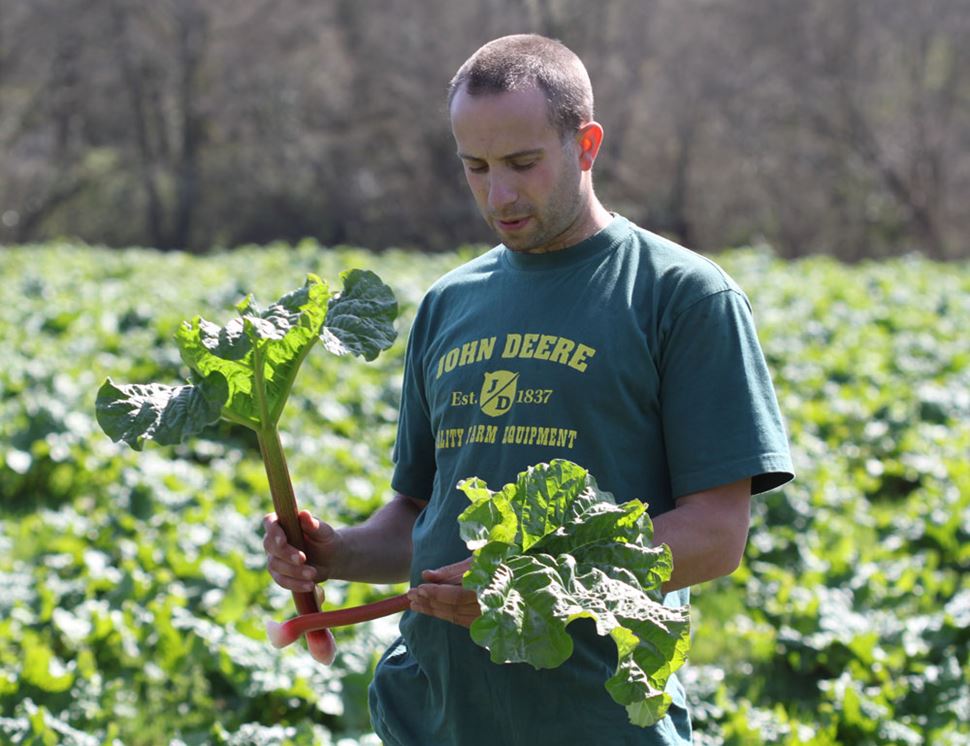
top-left (1, 242), bottom-right (967, 744)
top-left (458, 460), bottom-right (690, 727)
top-left (96, 270), bottom-right (397, 446)
top-left (686, 251), bottom-right (970, 744)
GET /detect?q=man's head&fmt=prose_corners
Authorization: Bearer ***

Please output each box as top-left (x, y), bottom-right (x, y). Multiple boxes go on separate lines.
top-left (449, 35), bottom-right (609, 254)
top-left (447, 34), bottom-right (593, 140)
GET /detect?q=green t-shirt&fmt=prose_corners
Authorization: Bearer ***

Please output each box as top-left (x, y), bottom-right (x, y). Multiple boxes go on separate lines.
top-left (369, 215), bottom-right (794, 745)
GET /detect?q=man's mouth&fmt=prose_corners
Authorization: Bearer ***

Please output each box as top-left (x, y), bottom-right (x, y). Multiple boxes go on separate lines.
top-left (496, 216), bottom-right (530, 231)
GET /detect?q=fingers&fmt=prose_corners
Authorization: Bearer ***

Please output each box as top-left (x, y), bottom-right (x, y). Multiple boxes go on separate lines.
top-left (262, 511), bottom-right (339, 592)
top-left (264, 511), bottom-right (323, 547)
top-left (407, 582), bottom-right (481, 628)
top-left (263, 512), bottom-right (316, 592)
top-left (299, 509), bottom-right (320, 534)
top-left (409, 557), bottom-right (479, 625)
top-left (266, 554), bottom-right (318, 592)
top-left (262, 515), bottom-right (303, 559)
top-left (262, 513), bottom-right (282, 545)
top-left (420, 556), bottom-right (473, 585)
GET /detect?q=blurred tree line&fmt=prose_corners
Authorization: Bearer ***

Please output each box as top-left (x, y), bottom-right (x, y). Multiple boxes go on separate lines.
top-left (1, 0), bottom-right (968, 258)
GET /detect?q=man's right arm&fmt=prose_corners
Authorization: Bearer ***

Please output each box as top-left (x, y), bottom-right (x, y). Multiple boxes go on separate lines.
top-left (263, 493), bottom-right (426, 590)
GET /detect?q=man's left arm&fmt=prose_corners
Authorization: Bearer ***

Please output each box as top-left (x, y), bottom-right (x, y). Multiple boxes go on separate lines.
top-left (652, 477), bottom-right (752, 594)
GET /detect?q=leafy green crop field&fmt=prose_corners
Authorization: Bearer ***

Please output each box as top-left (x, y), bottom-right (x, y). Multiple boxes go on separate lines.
top-left (1, 243), bottom-right (967, 745)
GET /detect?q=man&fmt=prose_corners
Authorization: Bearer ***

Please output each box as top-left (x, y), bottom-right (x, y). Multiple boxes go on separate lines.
top-left (264, 34), bottom-right (794, 744)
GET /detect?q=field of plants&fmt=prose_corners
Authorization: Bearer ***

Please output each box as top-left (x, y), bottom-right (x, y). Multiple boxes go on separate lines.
top-left (1, 241), bottom-right (967, 745)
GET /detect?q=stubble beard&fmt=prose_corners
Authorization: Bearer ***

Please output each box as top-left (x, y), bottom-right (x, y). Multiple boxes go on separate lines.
top-left (491, 167), bottom-right (586, 255)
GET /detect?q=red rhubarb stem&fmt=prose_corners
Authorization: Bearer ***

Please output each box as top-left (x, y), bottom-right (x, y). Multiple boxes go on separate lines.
top-left (257, 427), bottom-right (336, 663)
top-left (275, 593), bottom-right (411, 643)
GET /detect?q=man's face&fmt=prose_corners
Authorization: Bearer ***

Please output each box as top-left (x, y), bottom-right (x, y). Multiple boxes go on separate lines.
top-left (450, 85), bottom-right (588, 254)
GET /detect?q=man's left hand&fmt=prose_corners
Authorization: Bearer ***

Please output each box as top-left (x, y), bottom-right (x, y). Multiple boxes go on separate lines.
top-left (407, 557), bottom-right (481, 628)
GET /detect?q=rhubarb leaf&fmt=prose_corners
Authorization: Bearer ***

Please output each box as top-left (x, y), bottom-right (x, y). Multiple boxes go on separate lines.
top-left (95, 373), bottom-right (228, 450)
top-left (322, 269), bottom-right (398, 361)
top-left (176, 275), bottom-right (333, 428)
top-left (96, 270), bottom-right (398, 446)
top-left (457, 459), bottom-right (691, 728)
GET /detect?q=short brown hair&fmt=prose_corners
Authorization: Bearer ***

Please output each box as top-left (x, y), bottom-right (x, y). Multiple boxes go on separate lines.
top-left (448, 34), bottom-right (594, 137)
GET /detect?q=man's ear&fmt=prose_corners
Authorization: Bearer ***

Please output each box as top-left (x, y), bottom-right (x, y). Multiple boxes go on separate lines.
top-left (575, 122), bottom-right (604, 171)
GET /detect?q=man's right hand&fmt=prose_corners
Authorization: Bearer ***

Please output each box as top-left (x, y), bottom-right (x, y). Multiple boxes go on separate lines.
top-left (262, 510), bottom-right (344, 592)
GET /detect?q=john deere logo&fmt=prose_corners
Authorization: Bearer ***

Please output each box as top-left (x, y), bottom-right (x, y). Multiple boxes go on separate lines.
top-left (480, 371), bottom-right (518, 417)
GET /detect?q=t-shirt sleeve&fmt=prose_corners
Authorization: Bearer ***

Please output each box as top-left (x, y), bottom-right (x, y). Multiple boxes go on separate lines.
top-left (390, 313), bottom-right (437, 501)
top-left (658, 288), bottom-right (794, 497)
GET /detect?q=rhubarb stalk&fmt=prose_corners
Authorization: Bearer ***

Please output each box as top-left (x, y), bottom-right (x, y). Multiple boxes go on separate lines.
top-left (95, 271), bottom-right (399, 665)
top-left (266, 593), bottom-right (411, 649)
top-left (257, 427), bottom-right (336, 663)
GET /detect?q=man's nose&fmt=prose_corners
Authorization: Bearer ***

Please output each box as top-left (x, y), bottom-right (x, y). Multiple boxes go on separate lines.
top-left (488, 174), bottom-right (518, 210)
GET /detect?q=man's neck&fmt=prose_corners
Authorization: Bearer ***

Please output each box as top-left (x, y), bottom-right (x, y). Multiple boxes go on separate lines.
top-left (584, 201), bottom-right (614, 239)
top-left (523, 200), bottom-right (613, 255)
top-left (568, 201), bottom-right (614, 251)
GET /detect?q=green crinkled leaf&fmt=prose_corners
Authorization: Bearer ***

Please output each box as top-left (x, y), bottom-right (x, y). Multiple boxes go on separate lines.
top-left (458, 459), bottom-right (596, 553)
top-left (322, 269), bottom-right (398, 361)
top-left (457, 459), bottom-right (691, 728)
top-left (538, 490), bottom-right (648, 558)
top-left (457, 477), bottom-right (518, 550)
top-left (197, 316), bottom-right (251, 360)
top-left (577, 541), bottom-right (673, 601)
top-left (95, 374), bottom-right (228, 451)
top-left (177, 275), bottom-right (332, 427)
top-left (96, 270), bottom-right (398, 449)
top-left (514, 459), bottom-right (590, 551)
top-left (468, 554), bottom-right (582, 669)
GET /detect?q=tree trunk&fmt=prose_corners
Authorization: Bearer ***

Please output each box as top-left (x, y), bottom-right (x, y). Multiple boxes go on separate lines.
top-left (171, 2), bottom-right (208, 252)
top-left (109, 0), bottom-right (166, 249)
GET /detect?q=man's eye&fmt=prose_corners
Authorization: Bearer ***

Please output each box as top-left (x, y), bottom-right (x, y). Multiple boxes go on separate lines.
top-left (511, 161), bottom-right (536, 171)
top-left (467, 164), bottom-right (488, 174)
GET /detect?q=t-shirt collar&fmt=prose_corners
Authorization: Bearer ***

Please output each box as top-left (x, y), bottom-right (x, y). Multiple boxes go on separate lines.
top-left (501, 214), bottom-right (628, 272)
